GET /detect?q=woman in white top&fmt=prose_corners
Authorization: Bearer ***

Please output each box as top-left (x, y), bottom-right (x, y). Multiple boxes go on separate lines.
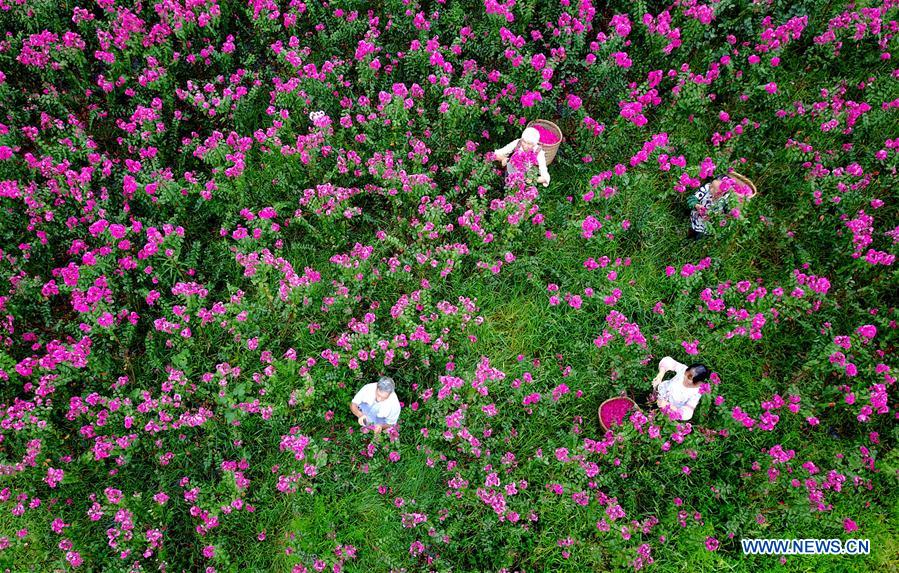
top-left (492, 127), bottom-right (551, 187)
top-left (650, 357), bottom-right (709, 421)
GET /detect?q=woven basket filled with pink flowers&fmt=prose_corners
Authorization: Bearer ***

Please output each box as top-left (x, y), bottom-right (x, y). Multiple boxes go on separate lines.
top-left (727, 171), bottom-right (758, 201)
top-left (526, 119), bottom-right (563, 165)
top-left (598, 396), bottom-right (641, 432)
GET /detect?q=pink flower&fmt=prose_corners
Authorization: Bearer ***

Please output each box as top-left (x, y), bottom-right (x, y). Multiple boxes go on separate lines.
top-left (705, 536), bottom-right (719, 551)
top-left (611, 14), bottom-right (632, 37)
top-left (521, 91), bottom-right (543, 107)
top-left (612, 52), bottom-right (632, 68)
top-left (104, 488), bottom-right (123, 504)
top-left (843, 518), bottom-right (858, 532)
top-left (567, 94), bottom-right (582, 111)
top-left (552, 384), bottom-right (570, 401)
top-left (66, 551), bottom-right (83, 568)
top-left (203, 545), bottom-right (215, 558)
top-left (856, 324), bottom-right (877, 339)
top-left (764, 82), bottom-right (778, 94)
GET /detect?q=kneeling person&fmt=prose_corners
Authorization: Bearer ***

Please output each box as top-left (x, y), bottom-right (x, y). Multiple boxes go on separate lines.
top-left (651, 357), bottom-right (709, 421)
top-left (350, 376), bottom-right (401, 433)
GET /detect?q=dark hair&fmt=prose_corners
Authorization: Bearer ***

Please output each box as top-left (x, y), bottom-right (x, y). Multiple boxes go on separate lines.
top-left (686, 364), bottom-right (710, 383)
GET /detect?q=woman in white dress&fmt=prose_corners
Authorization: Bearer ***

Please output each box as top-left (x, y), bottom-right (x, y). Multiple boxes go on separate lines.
top-left (492, 127), bottom-right (551, 188)
top-left (650, 357), bottom-right (709, 421)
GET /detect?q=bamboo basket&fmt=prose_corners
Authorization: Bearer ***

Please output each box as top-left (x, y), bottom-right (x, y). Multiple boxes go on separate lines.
top-left (598, 396), bottom-right (641, 432)
top-left (526, 119), bottom-right (563, 165)
top-left (727, 171), bottom-right (758, 199)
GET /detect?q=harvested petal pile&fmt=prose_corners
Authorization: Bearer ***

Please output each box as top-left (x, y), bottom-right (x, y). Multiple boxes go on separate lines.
top-left (533, 124), bottom-right (560, 145)
top-left (600, 397), bottom-right (638, 428)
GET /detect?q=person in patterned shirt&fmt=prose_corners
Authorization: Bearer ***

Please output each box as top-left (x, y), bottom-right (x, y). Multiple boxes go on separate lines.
top-left (687, 172), bottom-right (756, 239)
top-left (688, 178), bottom-right (729, 238)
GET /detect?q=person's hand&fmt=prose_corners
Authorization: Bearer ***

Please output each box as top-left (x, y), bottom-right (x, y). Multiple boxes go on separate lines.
top-left (373, 425), bottom-right (383, 434)
top-left (358, 416), bottom-right (367, 426)
top-left (537, 176), bottom-right (549, 187)
top-left (657, 398), bottom-right (669, 409)
top-left (499, 157), bottom-right (508, 167)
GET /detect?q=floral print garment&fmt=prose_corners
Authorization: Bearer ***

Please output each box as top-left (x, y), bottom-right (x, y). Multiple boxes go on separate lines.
top-left (688, 182), bottom-right (730, 235)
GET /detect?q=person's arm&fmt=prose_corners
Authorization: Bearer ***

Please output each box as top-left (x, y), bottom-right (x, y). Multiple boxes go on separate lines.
top-left (651, 371), bottom-right (664, 388)
top-left (493, 139), bottom-right (520, 164)
top-left (652, 356), bottom-right (677, 387)
top-left (536, 150), bottom-right (550, 186)
top-left (350, 385), bottom-right (370, 423)
top-left (651, 370), bottom-right (665, 388)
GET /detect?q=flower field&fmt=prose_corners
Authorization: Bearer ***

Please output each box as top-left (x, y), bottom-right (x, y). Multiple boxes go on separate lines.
top-left (0, 0), bottom-right (897, 571)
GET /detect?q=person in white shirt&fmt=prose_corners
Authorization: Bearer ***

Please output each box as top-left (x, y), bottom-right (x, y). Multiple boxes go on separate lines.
top-left (492, 127), bottom-right (551, 187)
top-left (349, 376), bottom-right (401, 434)
top-left (650, 357), bottom-right (709, 421)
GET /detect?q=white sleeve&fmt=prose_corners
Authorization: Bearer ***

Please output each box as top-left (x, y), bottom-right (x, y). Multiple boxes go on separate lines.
top-left (538, 150), bottom-right (550, 182)
top-left (659, 356), bottom-right (680, 373)
top-left (352, 384), bottom-right (372, 405)
top-left (494, 139), bottom-right (520, 158)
